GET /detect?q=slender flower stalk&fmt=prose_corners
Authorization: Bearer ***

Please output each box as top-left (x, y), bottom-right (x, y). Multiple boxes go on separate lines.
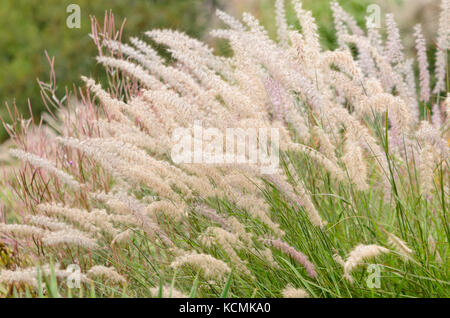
top-left (433, 0), bottom-right (450, 93)
top-left (149, 285), bottom-right (188, 298)
top-left (170, 251), bottom-right (231, 280)
top-left (385, 231), bottom-right (413, 261)
top-left (282, 285), bottom-right (310, 298)
top-left (261, 238), bottom-right (317, 278)
top-left (87, 266), bottom-right (126, 284)
top-left (9, 149), bottom-right (81, 190)
top-left (343, 244), bottom-right (389, 283)
top-left (414, 24), bottom-right (430, 102)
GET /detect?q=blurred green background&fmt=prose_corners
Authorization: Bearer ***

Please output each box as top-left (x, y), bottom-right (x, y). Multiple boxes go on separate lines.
top-left (0, 0), bottom-right (219, 141)
top-left (0, 0), bottom-right (439, 141)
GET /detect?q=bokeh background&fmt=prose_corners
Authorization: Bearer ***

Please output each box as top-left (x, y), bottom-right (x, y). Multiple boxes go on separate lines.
top-left (0, 0), bottom-right (441, 142)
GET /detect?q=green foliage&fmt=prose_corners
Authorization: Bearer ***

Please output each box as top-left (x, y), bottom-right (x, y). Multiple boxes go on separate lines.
top-left (0, 0), bottom-right (217, 141)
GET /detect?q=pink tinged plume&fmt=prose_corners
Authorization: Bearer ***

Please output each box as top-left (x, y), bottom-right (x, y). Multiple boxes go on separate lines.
top-left (414, 24), bottom-right (430, 102)
top-left (385, 14), bottom-right (405, 66)
top-left (432, 103), bottom-right (443, 129)
top-left (262, 238), bottom-right (317, 278)
top-left (263, 76), bottom-right (287, 122)
top-left (433, 0), bottom-right (450, 94)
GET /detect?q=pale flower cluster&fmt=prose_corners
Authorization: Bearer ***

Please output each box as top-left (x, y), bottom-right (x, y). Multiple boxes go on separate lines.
top-left (1, 0), bottom-right (448, 294)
